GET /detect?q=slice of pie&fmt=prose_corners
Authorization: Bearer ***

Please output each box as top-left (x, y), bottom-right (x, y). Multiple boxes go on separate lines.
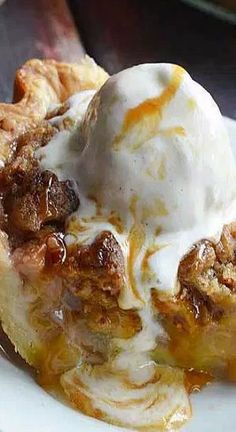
top-left (0, 57), bottom-right (236, 431)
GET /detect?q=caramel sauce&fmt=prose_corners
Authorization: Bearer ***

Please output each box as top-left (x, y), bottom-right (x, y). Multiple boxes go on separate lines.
top-left (227, 358), bottom-right (236, 382)
top-left (113, 65), bottom-right (185, 151)
top-left (66, 217), bottom-right (88, 234)
top-left (120, 66), bottom-right (184, 133)
top-left (61, 369), bottom-right (103, 420)
top-left (159, 126), bottom-right (186, 137)
top-left (39, 175), bottom-right (58, 221)
top-left (37, 370), bottom-right (63, 394)
top-left (146, 157), bottom-right (166, 181)
top-left (129, 194), bottom-right (139, 219)
top-left (128, 224), bottom-right (145, 303)
top-left (123, 372), bottom-right (160, 390)
top-left (142, 198), bottom-right (168, 222)
top-left (87, 194), bottom-right (102, 216)
top-left (185, 369), bottom-right (213, 393)
top-left (69, 193), bottom-right (124, 236)
top-left (37, 363), bottom-right (73, 414)
top-left (75, 212), bottom-right (124, 236)
top-left (107, 212), bottom-right (124, 234)
top-left (45, 233), bottom-right (66, 265)
top-left (36, 333), bottom-right (80, 387)
top-left (155, 226), bottom-right (162, 236)
top-left (157, 157), bottom-right (166, 181)
top-left (141, 244), bottom-right (163, 282)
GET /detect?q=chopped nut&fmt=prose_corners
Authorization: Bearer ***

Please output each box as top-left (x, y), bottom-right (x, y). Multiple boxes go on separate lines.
top-left (178, 240), bottom-right (216, 284)
top-left (215, 225), bottom-right (236, 264)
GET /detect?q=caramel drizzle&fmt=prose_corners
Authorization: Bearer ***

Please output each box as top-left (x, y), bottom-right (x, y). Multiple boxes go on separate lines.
top-left (113, 65), bottom-right (185, 151)
top-left (141, 199), bottom-right (168, 223)
top-left (146, 156), bottom-right (167, 181)
top-left (123, 372), bottom-right (160, 390)
top-left (159, 126), bottom-right (186, 138)
top-left (141, 244), bottom-right (166, 283)
top-left (185, 369), bottom-right (213, 394)
top-left (128, 223), bottom-right (146, 304)
top-left (127, 195), bottom-right (145, 302)
top-left (129, 194), bottom-right (138, 219)
top-left (87, 194), bottom-right (102, 216)
top-left (67, 217), bottom-right (88, 234)
top-left (70, 193), bottom-right (124, 236)
top-left (86, 195), bottom-right (124, 233)
top-left (107, 212), bottom-right (124, 234)
top-left (128, 195), bottom-right (166, 301)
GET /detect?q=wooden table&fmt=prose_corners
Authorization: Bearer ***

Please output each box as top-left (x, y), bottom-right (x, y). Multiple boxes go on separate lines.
top-left (0, 0), bottom-right (235, 118)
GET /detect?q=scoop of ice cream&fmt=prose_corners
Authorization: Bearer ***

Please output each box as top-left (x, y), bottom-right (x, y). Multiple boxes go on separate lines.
top-left (77, 63), bottom-right (236, 295)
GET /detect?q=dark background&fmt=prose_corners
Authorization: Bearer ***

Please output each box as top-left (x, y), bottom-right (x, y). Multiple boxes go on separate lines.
top-left (0, 0), bottom-right (235, 117)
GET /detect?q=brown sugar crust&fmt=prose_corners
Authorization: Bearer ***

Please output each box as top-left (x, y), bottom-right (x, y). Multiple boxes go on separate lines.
top-left (4, 169), bottom-right (79, 234)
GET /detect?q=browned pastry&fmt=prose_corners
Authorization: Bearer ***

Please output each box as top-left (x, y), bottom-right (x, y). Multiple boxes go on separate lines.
top-left (0, 57), bottom-right (108, 163)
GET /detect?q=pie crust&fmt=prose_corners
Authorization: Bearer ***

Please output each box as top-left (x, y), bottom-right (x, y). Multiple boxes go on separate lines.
top-left (0, 56), bottom-right (108, 163)
top-left (0, 56), bottom-right (108, 366)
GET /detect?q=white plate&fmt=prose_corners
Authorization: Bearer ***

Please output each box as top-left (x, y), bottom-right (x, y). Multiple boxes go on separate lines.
top-left (1, 116), bottom-right (236, 432)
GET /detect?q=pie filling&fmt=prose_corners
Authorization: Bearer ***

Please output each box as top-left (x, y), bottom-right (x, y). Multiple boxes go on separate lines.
top-left (1, 60), bottom-right (236, 431)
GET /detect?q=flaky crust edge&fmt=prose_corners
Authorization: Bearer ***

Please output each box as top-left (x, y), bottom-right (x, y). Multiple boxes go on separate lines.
top-left (0, 56), bottom-right (109, 366)
top-left (0, 55), bottom-right (109, 162)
